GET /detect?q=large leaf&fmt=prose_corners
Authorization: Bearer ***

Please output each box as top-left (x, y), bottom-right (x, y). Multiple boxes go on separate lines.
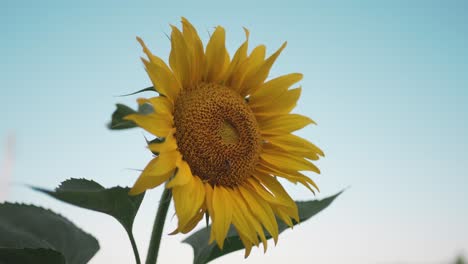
top-left (108, 103), bottom-right (137, 130)
top-left (32, 178), bottom-right (145, 234)
top-left (0, 248), bottom-right (66, 264)
top-left (32, 179), bottom-right (145, 263)
top-left (184, 191), bottom-right (343, 264)
top-left (0, 203), bottom-right (99, 264)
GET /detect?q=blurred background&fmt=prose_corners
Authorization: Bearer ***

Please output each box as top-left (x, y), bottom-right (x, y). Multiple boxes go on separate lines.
top-left (1, 0), bottom-right (467, 263)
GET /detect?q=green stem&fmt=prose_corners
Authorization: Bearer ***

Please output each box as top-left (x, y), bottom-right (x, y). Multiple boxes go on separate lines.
top-left (126, 229), bottom-right (141, 264)
top-left (145, 188), bottom-right (172, 264)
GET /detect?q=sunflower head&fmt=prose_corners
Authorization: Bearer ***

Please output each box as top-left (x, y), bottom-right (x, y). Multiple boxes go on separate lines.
top-left (125, 18), bottom-right (324, 256)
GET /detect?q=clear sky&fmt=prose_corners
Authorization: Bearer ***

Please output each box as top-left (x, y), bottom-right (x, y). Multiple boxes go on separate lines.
top-left (1, 1), bottom-right (467, 263)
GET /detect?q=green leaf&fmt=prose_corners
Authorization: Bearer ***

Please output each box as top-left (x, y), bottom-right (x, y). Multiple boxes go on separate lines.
top-left (0, 203), bottom-right (99, 264)
top-left (32, 178), bottom-right (145, 234)
top-left (118, 86), bottom-right (157, 97)
top-left (108, 100), bottom-right (157, 130)
top-left (0, 248), bottom-right (66, 264)
top-left (108, 103), bottom-right (137, 130)
top-left (32, 179), bottom-right (145, 264)
top-left (183, 191), bottom-right (343, 264)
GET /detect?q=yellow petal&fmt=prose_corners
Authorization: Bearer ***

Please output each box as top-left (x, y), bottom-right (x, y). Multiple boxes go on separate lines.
top-left (129, 170), bottom-right (173, 195)
top-left (129, 155), bottom-right (177, 195)
top-left (276, 202), bottom-right (299, 223)
top-left (240, 42), bottom-right (287, 96)
top-left (147, 96), bottom-right (173, 115)
top-left (239, 185), bottom-right (279, 244)
top-left (250, 175), bottom-right (299, 225)
top-left (230, 45), bottom-right (265, 92)
top-left (224, 28), bottom-right (249, 85)
top-left (169, 25), bottom-right (192, 89)
top-left (265, 134), bottom-right (324, 160)
top-left (204, 183), bottom-right (215, 221)
top-left (251, 87), bottom-right (301, 116)
top-left (172, 176), bottom-right (205, 231)
top-left (204, 26), bottom-right (229, 82)
top-left (230, 189), bottom-right (265, 250)
top-left (136, 38), bottom-right (181, 101)
top-left (259, 114), bottom-right (314, 136)
top-left (230, 195), bottom-right (259, 247)
top-left (212, 186), bottom-right (233, 248)
top-left (238, 232), bottom-right (253, 258)
top-left (141, 58), bottom-right (181, 102)
top-left (253, 173), bottom-right (297, 210)
top-left (232, 211), bottom-right (257, 248)
top-left (204, 183), bottom-right (216, 244)
top-left (245, 177), bottom-right (293, 208)
top-left (148, 132), bottom-right (177, 154)
top-left (256, 163), bottom-right (319, 193)
top-left (150, 151), bottom-right (178, 175)
top-left (166, 159), bottom-right (192, 188)
top-left (177, 208), bottom-right (205, 234)
top-left (124, 113), bottom-right (173, 138)
top-left (249, 73), bottom-right (303, 107)
top-left (260, 147), bottom-right (320, 173)
top-left (245, 45), bottom-right (266, 71)
top-left (180, 18), bottom-right (204, 86)
top-left (270, 204), bottom-right (294, 227)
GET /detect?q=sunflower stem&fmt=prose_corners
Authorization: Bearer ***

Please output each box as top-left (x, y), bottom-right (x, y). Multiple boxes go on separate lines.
top-left (145, 188), bottom-right (172, 264)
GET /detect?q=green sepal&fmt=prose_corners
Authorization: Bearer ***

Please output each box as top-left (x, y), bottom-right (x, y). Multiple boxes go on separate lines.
top-left (117, 86), bottom-right (157, 97)
top-left (146, 137), bottom-right (165, 155)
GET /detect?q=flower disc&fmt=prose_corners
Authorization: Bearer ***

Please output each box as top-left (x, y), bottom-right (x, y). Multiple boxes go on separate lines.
top-left (174, 83), bottom-right (262, 187)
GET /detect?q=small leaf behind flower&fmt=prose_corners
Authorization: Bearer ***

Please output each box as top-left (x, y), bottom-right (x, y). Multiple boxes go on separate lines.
top-left (108, 103), bottom-right (137, 130)
top-left (108, 100), bottom-right (157, 130)
top-left (0, 203), bottom-right (99, 264)
top-left (32, 178), bottom-right (145, 233)
top-left (183, 191), bottom-right (343, 264)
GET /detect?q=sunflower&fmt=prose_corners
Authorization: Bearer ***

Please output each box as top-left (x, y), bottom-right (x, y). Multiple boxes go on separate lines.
top-left (125, 18), bottom-right (323, 256)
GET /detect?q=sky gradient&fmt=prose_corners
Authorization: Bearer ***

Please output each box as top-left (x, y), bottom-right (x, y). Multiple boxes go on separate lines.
top-left (1, 1), bottom-right (467, 263)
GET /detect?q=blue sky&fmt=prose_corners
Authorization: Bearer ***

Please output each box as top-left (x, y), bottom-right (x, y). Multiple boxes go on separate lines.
top-left (1, 1), bottom-right (467, 263)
